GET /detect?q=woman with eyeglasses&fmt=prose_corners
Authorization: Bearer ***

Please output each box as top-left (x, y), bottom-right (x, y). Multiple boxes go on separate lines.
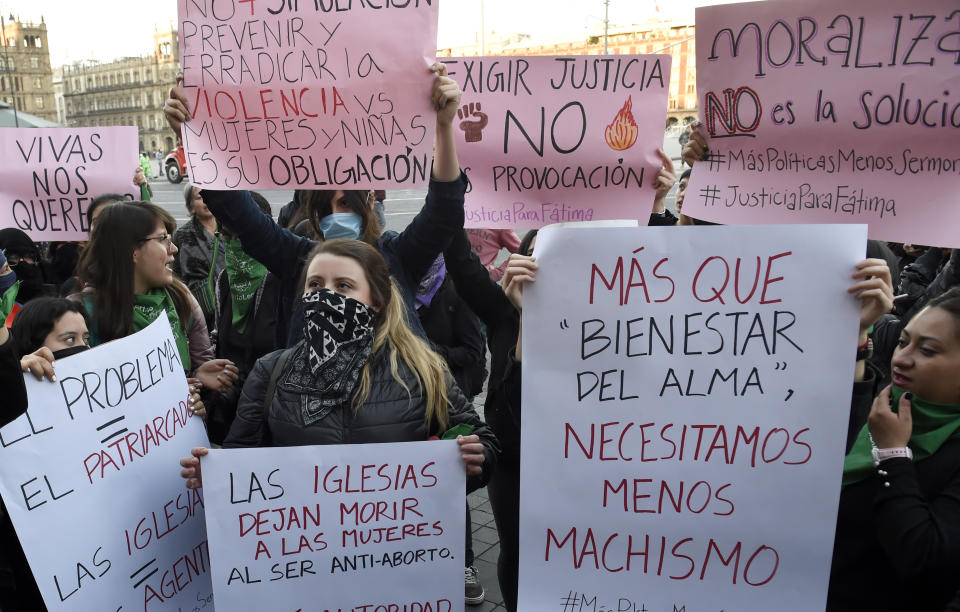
top-left (74, 201), bottom-right (238, 393)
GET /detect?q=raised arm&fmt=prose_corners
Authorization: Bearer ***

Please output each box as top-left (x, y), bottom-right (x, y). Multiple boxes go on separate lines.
top-left (200, 189), bottom-right (314, 280)
top-left (389, 64), bottom-right (466, 284)
top-left (444, 229), bottom-right (515, 327)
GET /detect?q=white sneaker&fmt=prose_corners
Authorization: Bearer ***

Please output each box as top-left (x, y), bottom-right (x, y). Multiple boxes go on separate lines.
top-left (465, 565), bottom-right (485, 605)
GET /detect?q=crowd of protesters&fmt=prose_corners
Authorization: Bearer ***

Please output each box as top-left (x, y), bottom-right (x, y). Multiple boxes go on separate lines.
top-left (0, 65), bottom-right (958, 612)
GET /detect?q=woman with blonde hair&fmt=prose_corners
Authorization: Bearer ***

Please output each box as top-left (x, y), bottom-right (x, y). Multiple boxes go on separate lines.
top-left (180, 239), bottom-right (498, 486)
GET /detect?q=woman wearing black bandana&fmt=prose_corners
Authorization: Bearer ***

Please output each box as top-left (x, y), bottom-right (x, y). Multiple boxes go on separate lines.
top-left (0, 228), bottom-right (52, 305)
top-left (180, 239), bottom-right (499, 496)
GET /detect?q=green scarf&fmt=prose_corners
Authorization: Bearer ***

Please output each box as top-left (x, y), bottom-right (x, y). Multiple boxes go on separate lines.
top-left (842, 386), bottom-right (960, 486)
top-left (0, 281), bottom-right (19, 320)
top-left (133, 288), bottom-right (191, 370)
top-left (224, 238), bottom-right (268, 334)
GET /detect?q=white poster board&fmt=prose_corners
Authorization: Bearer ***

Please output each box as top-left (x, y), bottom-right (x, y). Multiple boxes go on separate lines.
top-left (519, 224), bottom-right (865, 611)
top-left (0, 317), bottom-right (212, 611)
top-left (202, 440), bottom-right (465, 611)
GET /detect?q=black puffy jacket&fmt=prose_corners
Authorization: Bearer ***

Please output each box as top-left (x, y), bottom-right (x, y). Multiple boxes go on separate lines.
top-left (224, 342), bottom-right (500, 492)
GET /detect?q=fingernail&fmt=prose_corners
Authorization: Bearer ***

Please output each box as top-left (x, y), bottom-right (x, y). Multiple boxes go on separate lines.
top-left (904, 392), bottom-right (912, 401)
top-left (51, 375), bottom-right (57, 382)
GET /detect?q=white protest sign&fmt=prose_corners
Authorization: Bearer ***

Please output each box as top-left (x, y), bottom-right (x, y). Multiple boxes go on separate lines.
top-left (202, 440), bottom-right (464, 611)
top-left (0, 317), bottom-right (211, 611)
top-left (519, 224), bottom-right (864, 611)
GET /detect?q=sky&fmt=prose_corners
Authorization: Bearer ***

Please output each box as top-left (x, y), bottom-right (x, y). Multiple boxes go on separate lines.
top-left (2, 0), bottom-right (737, 67)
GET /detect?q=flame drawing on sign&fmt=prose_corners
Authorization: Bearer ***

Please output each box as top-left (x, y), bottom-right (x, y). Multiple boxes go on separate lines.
top-left (604, 96), bottom-right (639, 151)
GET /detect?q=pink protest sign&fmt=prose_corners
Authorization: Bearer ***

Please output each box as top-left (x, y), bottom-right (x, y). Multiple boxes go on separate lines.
top-left (177, 0), bottom-right (439, 190)
top-left (684, 0), bottom-right (960, 246)
top-left (441, 56), bottom-right (671, 228)
top-left (0, 127), bottom-right (138, 241)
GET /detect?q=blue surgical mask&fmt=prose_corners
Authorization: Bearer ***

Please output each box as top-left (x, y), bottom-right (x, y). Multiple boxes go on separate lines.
top-left (319, 212), bottom-right (363, 240)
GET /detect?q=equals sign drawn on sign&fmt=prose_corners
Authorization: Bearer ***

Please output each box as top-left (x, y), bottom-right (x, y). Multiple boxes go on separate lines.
top-left (130, 557), bottom-right (158, 590)
top-left (97, 416), bottom-right (127, 444)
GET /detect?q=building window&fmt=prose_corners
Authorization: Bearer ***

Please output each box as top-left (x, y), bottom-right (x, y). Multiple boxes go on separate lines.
top-left (30, 57), bottom-right (39, 69)
top-left (34, 77), bottom-right (41, 89)
top-left (35, 96), bottom-right (43, 108)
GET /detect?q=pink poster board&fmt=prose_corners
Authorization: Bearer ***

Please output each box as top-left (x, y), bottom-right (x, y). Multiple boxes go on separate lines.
top-left (442, 55), bottom-right (671, 228)
top-left (177, 0), bottom-right (439, 190)
top-left (0, 127), bottom-right (138, 241)
top-left (684, 0), bottom-right (960, 246)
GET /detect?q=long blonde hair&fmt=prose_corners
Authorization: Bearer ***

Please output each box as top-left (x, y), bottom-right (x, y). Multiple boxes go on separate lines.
top-left (301, 240), bottom-right (451, 433)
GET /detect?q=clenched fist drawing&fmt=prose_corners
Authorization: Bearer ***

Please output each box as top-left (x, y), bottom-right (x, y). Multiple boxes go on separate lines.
top-left (457, 102), bottom-right (489, 143)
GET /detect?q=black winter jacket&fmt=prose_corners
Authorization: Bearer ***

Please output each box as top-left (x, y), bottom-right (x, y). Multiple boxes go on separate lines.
top-left (417, 277), bottom-right (487, 399)
top-left (443, 229), bottom-right (523, 465)
top-left (206, 269), bottom-right (283, 444)
top-left (223, 342), bottom-right (500, 492)
top-left (828, 366), bottom-right (960, 611)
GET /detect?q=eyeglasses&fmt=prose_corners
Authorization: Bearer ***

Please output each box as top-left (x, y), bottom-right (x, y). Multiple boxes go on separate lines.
top-left (140, 233), bottom-right (174, 248)
top-left (2, 250), bottom-right (38, 266)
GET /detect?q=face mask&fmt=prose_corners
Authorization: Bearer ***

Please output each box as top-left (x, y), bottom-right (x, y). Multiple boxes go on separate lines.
top-left (52, 345), bottom-right (89, 360)
top-left (0, 270), bottom-right (16, 295)
top-left (13, 262), bottom-right (44, 302)
top-left (319, 212), bottom-right (363, 240)
top-left (302, 288), bottom-right (375, 372)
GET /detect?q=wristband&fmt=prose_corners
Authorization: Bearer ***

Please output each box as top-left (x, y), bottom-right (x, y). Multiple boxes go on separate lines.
top-left (856, 337), bottom-right (873, 362)
top-left (871, 446), bottom-right (912, 466)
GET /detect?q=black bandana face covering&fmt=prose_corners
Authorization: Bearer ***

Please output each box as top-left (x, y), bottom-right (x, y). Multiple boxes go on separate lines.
top-left (302, 289), bottom-right (375, 372)
top-left (299, 289), bottom-right (375, 424)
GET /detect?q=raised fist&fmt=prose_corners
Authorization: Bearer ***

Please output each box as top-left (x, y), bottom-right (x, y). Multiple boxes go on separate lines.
top-left (457, 102), bottom-right (489, 143)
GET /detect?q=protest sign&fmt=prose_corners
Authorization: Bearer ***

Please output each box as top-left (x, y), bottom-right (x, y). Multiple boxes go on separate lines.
top-left (0, 126), bottom-right (138, 240)
top-left (0, 317), bottom-right (211, 611)
top-left (202, 440), bottom-right (464, 611)
top-left (518, 224), bottom-right (864, 610)
top-left (177, 0), bottom-right (439, 190)
top-left (684, 0), bottom-right (960, 247)
top-left (441, 55), bottom-right (671, 228)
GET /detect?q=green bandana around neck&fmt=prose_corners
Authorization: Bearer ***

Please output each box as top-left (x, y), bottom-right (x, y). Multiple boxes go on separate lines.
top-left (842, 385), bottom-right (960, 486)
top-left (224, 238), bottom-right (268, 334)
top-left (133, 288), bottom-right (191, 370)
top-left (0, 281), bottom-right (20, 319)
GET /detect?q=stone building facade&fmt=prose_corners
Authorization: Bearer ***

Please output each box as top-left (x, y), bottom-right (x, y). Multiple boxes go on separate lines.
top-left (61, 30), bottom-right (179, 155)
top-left (438, 22), bottom-right (699, 126)
top-left (0, 17), bottom-right (57, 123)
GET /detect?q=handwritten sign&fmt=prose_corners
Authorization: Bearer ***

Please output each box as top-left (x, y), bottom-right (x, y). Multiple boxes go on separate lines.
top-left (518, 224), bottom-right (864, 610)
top-left (177, 0), bottom-right (439, 190)
top-left (202, 440), bottom-right (464, 611)
top-left (441, 56), bottom-right (671, 228)
top-left (0, 127), bottom-right (138, 240)
top-left (684, 0), bottom-right (960, 246)
top-left (0, 317), bottom-right (211, 611)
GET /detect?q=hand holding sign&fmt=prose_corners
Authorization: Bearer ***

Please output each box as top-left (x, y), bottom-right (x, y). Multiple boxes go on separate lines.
top-left (163, 80), bottom-right (190, 141)
top-left (848, 258), bottom-right (894, 335)
top-left (179, 446), bottom-right (208, 490)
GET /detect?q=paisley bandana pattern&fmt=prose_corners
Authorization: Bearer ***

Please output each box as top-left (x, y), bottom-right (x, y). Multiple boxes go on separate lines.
top-left (299, 289), bottom-right (375, 424)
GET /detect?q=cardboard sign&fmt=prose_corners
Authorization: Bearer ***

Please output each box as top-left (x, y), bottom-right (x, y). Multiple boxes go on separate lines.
top-left (442, 55), bottom-right (671, 228)
top-left (0, 317), bottom-right (211, 611)
top-left (518, 224), bottom-right (864, 611)
top-left (684, 0), bottom-right (960, 246)
top-left (202, 440), bottom-right (464, 611)
top-left (0, 127), bottom-right (138, 240)
top-left (177, 0), bottom-right (439, 189)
